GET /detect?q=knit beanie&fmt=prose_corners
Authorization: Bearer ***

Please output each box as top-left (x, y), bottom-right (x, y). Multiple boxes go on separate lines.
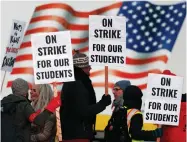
top-left (73, 50), bottom-right (89, 68)
top-left (11, 78), bottom-right (29, 96)
top-left (114, 80), bottom-right (131, 92)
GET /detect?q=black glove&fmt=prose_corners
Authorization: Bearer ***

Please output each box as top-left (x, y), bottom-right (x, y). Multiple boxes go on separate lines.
top-left (152, 128), bottom-right (163, 138)
top-left (100, 94), bottom-right (111, 106)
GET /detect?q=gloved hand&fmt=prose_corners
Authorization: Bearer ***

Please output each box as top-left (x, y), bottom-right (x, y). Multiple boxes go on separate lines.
top-left (153, 128), bottom-right (163, 138)
top-left (100, 94), bottom-right (111, 106)
top-left (45, 93), bottom-right (61, 113)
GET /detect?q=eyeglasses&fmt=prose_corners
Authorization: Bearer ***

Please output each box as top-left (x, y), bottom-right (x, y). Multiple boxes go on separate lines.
top-left (112, 88), bottom-right (121, 91)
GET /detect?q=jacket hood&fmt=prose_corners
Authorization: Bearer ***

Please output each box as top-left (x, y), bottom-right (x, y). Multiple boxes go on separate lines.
top-left (1, 94), bottom-right (26, 113)
top-left (123, 85), bottom-right (143, 110)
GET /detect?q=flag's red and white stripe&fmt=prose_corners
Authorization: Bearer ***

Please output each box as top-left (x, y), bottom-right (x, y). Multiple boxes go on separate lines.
top-left (6, 1), bottom-right (170, 96)
top-left (6, 2), bottom-right (122, 89)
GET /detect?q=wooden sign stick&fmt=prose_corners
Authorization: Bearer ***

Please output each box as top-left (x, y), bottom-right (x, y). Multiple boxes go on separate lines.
top-left (105, 66), bottom-right (108, 95)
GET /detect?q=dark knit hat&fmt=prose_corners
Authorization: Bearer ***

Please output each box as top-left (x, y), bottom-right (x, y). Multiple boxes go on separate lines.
top-left (73, 50), bottom-right (89, 68)
top-left (123, 85), bottom-right (143, 101)
top-left (11, 78), bottom-right (29, 96)
top-left (114, 80), bottom-right (131, 92)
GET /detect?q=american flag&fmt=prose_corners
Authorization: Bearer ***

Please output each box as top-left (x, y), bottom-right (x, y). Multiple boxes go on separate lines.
top-left (6, 1), bottom-right (186, 90)
top-left (4, 1), bottom-right (186, 137)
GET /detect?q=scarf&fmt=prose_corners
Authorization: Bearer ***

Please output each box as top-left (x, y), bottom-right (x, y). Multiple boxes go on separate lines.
top-left (112, 94), bottom-right (124, 111)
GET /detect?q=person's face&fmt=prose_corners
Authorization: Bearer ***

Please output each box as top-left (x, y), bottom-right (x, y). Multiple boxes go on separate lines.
top-left (82, 66), bottom-right (92, 76)
top-left (112, 86), bottom-right (123, 99)
top-left (30, 84), bottom-right (40, 101)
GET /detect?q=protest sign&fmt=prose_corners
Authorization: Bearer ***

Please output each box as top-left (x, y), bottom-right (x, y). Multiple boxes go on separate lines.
top-left (89, 15), bottom-right (126, 94)
top-left (31, 31), bottom-right (75, 84)
top-left (89, 15), bottom-right (126, 67)
top-left (1, 20), bottom-right (26, 72)
top-left (144, 73), bottom-right (183, 126)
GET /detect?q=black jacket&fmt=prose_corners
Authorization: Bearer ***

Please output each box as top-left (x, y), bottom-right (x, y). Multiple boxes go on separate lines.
top-left (104, 106), bottom-right (130, 142)
top-left (1, 94), bottom-right (52, 142)
top-left (60, 66), bottom-right (107, 140)
top-left (123, 85), bottom-right (157, 141)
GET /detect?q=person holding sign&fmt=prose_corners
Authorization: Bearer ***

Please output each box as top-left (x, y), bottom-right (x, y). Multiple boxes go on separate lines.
top-left (1, 78), bottom-right (61, 142)
top-left (60, 50), bottom-right (111, 142)
top-left (30, 84), bottom-right (57, 142)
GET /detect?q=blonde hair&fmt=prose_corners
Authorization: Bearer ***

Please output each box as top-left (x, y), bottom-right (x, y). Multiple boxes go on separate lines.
top-left (32, 84), bottom-right (53, 111)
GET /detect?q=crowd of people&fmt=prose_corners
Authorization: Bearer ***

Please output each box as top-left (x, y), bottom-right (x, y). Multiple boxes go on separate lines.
top-left (1, 51), bottom-right (186, 142)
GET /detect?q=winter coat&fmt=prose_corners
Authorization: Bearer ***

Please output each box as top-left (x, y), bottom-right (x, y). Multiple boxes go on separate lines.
top-left (1, 94), bottom-right (52, 142)
top-left (60, 66), bottom-right (107, 140)
top-left (31, 114), bottom-right (57, 142)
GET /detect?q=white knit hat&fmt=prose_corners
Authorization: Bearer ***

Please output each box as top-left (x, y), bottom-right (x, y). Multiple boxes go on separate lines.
top-left (73, 50), bottom-right (89, 68)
